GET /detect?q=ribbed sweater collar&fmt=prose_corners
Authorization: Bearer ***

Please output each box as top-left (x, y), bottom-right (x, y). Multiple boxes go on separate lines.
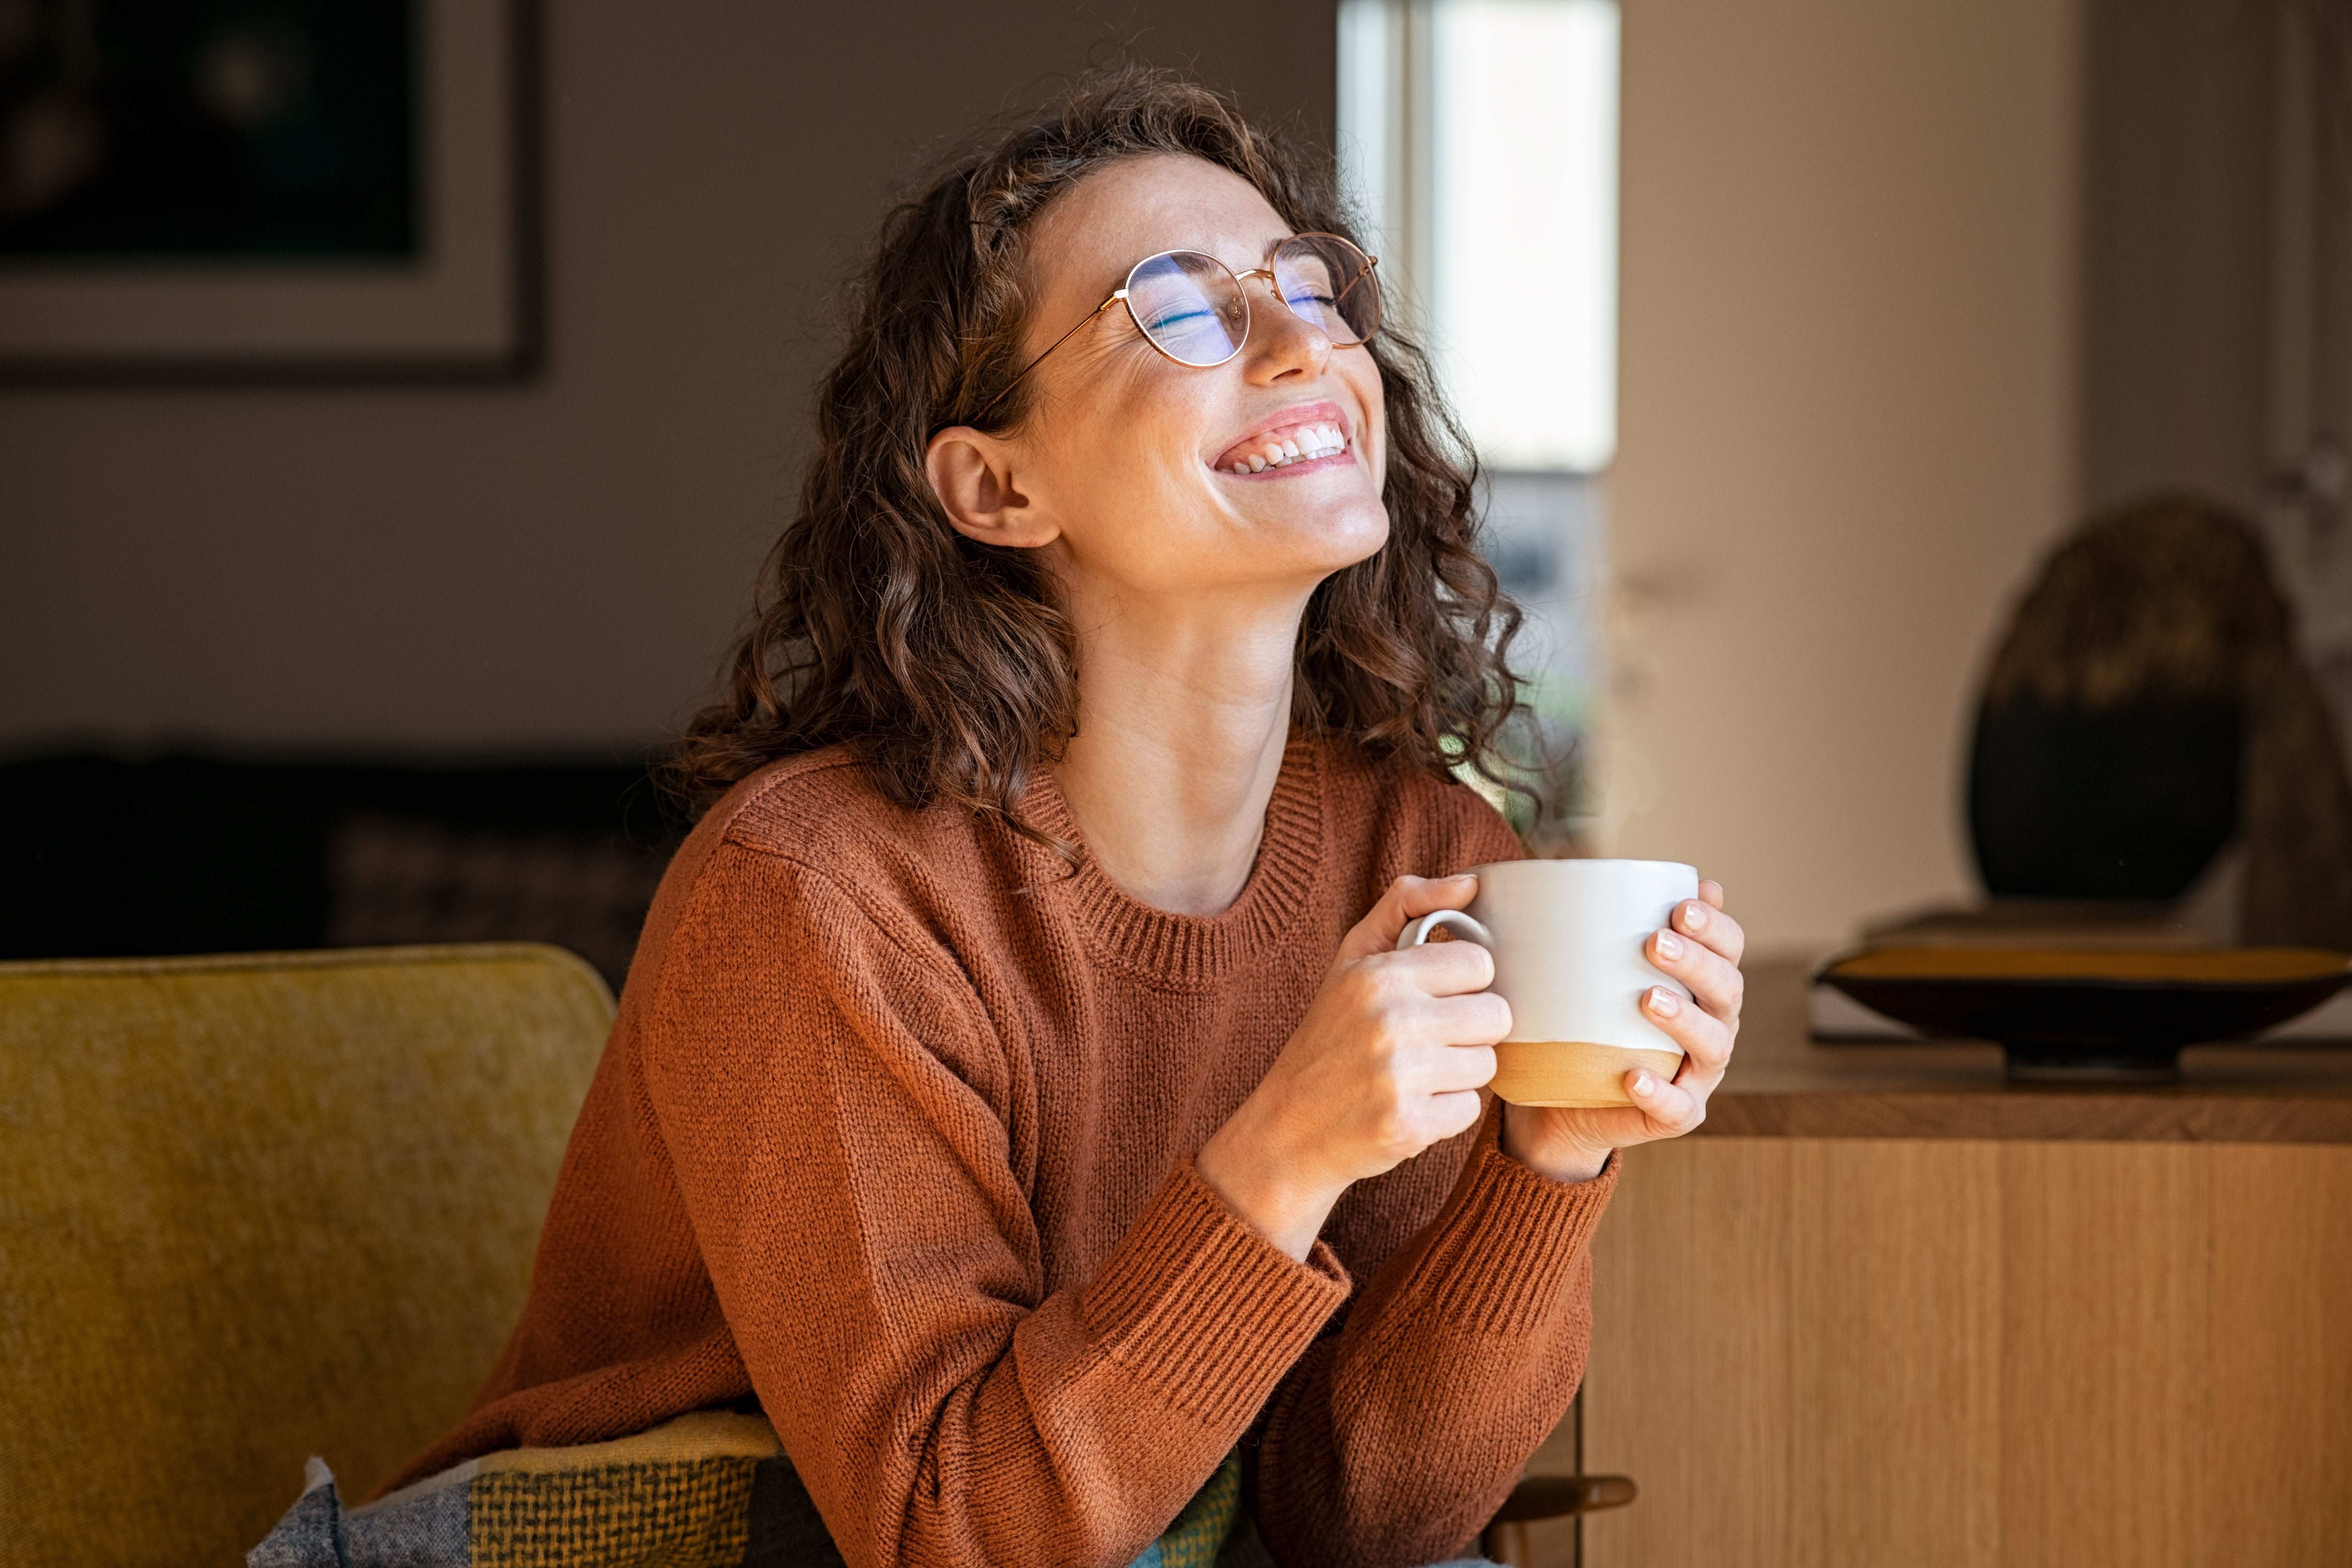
top-left (1025, 736), bottom-right (1327, 989)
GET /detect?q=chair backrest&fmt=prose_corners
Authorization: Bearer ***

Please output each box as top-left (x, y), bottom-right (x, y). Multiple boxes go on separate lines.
top-left (0, 944), bottom-right (612, 1567)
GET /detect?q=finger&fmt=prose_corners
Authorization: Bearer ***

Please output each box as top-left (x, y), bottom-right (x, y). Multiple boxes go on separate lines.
top-left (1417, 989), bottom-right (1512, 1044)
top-left (1671, 1043), bottom-right (1726, 1091)
top-left (1674, 891), bottom-right (1745, 967)
top-left (1540, 1086), bottom-right (1697, 1150)
top-left (1419, 1042), bottom-right (1499, 1094)
top-left (1640, 984), bottom-right (1735, 1080)
top-left (1624, 1065), bottom-right (1708, 1134)
top-left (1338, 873), bottom-right (1480, 963)
top-left (1371, 937), bottom-right (1498, 998)
top-left (1543, 1102), bottom-right (1658, 1149)
top-left (1428, 1087), bottom-right (1487, 1141)
top-left (1647, 927), bottom-right (1744, 1025)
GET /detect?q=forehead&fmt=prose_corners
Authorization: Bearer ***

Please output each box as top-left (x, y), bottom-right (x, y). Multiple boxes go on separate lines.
top-left (1028, 153), bottom-right (1291, 300)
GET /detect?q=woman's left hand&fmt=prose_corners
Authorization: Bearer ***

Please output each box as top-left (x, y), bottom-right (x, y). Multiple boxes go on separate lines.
top-left (1500, 879), bottom-right (1745, 1183)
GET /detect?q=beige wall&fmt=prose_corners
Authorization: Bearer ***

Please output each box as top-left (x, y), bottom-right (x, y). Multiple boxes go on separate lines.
top-left (2077, 0), bottom-right (2273, 517)
top-left (5, 0), bottom-right (2088, 954)
top-left (0, 3), bottom-right (1336, 755)
top-left (1601, 0), bottom-right (2085, 953)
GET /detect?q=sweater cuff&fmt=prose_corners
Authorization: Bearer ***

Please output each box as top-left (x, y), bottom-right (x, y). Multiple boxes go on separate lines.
top-left (1080, 1161), bottom-right (1351, 1430)
top-left (1403, 1129), bottom-right (1619, 1338)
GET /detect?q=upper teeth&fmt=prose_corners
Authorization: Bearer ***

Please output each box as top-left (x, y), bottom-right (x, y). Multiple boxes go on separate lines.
top-left (1229, 423), bottom-right (1348, 474)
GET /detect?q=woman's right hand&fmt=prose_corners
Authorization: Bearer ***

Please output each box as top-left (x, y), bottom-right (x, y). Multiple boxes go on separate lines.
top-left (1196, 874), bottom-right (1511, 1260)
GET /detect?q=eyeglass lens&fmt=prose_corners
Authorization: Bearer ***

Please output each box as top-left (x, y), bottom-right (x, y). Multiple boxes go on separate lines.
top-left (1125, 251), bottom-right (1252, 366)
top-left (1126, 237), bottom-right (1380, 367)
top-left (1269, 236), bottom-right (1381, 345)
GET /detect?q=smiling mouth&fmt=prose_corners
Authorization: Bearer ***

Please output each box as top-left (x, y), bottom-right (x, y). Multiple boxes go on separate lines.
top-left (1215, 419), bottom-right (1352, 475)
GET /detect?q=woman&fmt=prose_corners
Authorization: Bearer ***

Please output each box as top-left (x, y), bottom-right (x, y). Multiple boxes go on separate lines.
top-left (384, 69), bottom-right (1744, 1568)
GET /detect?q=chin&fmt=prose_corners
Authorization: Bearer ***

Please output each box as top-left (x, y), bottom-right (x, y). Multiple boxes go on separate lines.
top-left (1279, 491), bottom-right (1393, 575)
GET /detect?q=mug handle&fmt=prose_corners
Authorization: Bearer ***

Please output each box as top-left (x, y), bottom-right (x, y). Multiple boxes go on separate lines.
top-left (1396, 909), bottom-right (1495, 952)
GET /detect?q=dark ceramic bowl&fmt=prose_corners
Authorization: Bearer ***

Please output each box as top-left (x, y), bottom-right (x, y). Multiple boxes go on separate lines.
top-left (1817, 947), bottom-right (2352, 1080)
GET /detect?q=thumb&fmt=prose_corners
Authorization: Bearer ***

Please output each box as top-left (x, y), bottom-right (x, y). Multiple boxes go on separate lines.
top-left (1337, 873), bottom-right (1481, 965)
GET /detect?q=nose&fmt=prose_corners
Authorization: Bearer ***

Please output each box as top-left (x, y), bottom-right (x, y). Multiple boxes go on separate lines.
top-left (1238, 268), bottom-right (1331, 384)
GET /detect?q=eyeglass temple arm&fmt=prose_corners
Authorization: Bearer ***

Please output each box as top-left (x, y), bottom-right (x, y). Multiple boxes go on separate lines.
top-left (968, 291), bottom-right (1127, 425)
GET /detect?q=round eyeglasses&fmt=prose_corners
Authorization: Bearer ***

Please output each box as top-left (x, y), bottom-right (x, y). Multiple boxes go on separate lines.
top-left (970, 233), bottom-right (1382, 423)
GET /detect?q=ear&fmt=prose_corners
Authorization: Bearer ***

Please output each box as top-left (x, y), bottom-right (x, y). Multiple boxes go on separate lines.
top-left (924, 428), bottom-right (1061, 549)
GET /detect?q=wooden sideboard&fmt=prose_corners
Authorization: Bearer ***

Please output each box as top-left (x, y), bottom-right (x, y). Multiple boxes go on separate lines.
top-left (1515, 959), bottom-right (2352, 1568)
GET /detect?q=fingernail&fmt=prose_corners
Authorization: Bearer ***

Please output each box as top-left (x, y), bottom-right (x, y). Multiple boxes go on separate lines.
top-left (1684, 901), bottom-right (1708, 929)
top-left (1654, 930), bottom-right (1683, 959)
top-left (1647, 986), bottom-right (1682, 1017)
top-left (1632, 1072), bottom-right (1655, 1095)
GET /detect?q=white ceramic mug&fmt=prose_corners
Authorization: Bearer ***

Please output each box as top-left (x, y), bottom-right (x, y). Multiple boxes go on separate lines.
top-left (1395, 859), bottom-right (1700, 1107)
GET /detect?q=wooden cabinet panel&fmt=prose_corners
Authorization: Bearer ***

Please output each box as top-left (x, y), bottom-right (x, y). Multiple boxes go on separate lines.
top-left (1576, 1139), bottom-right (2352, 1568)
top-left (2205, 1149), bottom-right (2352, 1566)
top-left (1584, 1138), bottom-right (1801, 1565)
top-left (1998, 1145), bottom-right (2212, 1567)
top-left (1783, 1140), bottom-right (2003, 1564)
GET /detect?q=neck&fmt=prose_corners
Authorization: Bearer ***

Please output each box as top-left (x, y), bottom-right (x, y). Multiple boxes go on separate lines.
top-left (1051, 579), bottom-right (1310, 916)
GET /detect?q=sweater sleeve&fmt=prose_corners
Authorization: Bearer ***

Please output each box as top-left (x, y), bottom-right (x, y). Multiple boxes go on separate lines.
top-left (637, 841), bottom-right (1350, 1568)
top-left (1250, 1101), bottom-right (1618, 1568)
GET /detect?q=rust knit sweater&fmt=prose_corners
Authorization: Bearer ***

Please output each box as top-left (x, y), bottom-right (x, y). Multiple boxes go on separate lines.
top-left (382, 735), bottom-right (1617, 1568)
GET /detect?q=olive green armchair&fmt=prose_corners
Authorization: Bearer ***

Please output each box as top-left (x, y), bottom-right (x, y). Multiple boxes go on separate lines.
top-left (0, 944), bottom-right (612, 1568)
top-left (0, 941), bottom-right (1630, 1567)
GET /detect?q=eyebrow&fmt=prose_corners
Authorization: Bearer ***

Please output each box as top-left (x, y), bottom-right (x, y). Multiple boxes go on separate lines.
top-left (1100, 233), bottom-right (1299, 284)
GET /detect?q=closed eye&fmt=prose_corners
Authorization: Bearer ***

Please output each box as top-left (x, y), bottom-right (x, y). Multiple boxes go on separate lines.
top-left (1143, 305), bottom-right (1222, 333)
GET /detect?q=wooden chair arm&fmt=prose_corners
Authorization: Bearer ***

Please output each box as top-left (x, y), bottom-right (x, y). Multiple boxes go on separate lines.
top-left (1491, 1473), bottom-right (1638, 1522)
top-left (1479, 1474), bottom-right (1639, 1566)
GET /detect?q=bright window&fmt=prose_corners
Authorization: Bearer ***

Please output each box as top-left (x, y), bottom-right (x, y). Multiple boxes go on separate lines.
top-left (1338, 0), bottom-right (1620, 472)
top-left (1340, 0), bottom-right (1620, 833)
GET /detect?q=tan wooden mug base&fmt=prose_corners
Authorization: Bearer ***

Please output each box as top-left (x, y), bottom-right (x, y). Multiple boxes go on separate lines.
top-left (1491, 1041), bottom-right (1685, 1108)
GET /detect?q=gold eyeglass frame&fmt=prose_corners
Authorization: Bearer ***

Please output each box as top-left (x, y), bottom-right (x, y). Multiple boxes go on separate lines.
top-left (968, 233), bottom-right (1381, 425)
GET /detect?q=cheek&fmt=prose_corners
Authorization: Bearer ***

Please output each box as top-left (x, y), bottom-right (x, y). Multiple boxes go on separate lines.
top-left (1349, 362), bottom-right (1390, 489)
top-left (1048, 358), bottom-right (1202, 482)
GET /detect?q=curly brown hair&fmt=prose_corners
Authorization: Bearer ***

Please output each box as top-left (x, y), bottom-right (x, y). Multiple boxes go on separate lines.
top-left (671, 65), bottom-right (1524, 832)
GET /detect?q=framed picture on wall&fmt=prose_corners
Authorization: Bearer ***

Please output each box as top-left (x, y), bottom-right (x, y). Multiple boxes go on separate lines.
top-left (0, 0), bottom-right (540, 383)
